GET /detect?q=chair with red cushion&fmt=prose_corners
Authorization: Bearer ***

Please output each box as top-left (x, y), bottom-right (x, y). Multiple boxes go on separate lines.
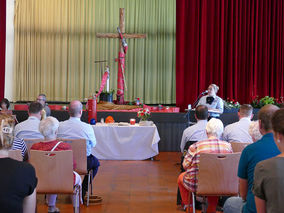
top-left (14, 104), bottom-right (29, 111)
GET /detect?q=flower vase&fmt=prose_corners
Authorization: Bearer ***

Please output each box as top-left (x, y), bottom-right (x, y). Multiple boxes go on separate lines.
top-left (139, 120), bottom-right (153, 126)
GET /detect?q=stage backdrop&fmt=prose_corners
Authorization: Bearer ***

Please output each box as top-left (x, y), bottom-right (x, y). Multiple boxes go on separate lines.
top-left (0, 0), bottom-right (6, 100)
top-left (14, 0), bottom-right (176, 104)
top-left (176, 0), bottom-right (284, 111)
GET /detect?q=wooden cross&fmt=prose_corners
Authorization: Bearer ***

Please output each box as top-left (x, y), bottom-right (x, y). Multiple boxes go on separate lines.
top-left (96, 8), bottom-right (146, 104)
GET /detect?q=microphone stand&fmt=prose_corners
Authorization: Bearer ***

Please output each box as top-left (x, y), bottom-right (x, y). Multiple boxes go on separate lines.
top-left (184, 92), bottom-right (206, 127)
top-left (192, 92), bottom-right (206, 108)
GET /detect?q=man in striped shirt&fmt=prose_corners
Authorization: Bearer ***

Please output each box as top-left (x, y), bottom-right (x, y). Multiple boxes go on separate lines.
top-left (178, 118), bottom-right (233, 212)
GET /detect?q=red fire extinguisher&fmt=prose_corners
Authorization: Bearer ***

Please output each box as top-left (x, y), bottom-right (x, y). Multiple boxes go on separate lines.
top-left (88, 97), bottom-right (97, 124)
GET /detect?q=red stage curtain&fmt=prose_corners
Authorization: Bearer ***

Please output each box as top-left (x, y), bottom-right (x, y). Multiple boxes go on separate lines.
top-left (176, 0), bottom-right (284, 111)
top-left (0, 0), bottom-right (6, 100)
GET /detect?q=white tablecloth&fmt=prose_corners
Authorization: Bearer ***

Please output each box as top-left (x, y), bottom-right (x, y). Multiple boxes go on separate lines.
top-left (91, 124), bottom-right (160, 160)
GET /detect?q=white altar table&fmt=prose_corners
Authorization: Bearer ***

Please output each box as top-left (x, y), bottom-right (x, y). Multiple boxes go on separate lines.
top-left (91, 124), bottom-right (160, 160)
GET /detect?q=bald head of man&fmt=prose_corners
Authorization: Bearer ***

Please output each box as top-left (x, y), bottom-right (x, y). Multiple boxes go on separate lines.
top-left (69, 100), bottom-right (83, 117)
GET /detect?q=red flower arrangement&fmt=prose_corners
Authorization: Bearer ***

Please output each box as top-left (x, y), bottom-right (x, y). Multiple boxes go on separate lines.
top-left (225, 98), bottom-right (240, 108)
top-left (137, 108), bottom-right (151, 121)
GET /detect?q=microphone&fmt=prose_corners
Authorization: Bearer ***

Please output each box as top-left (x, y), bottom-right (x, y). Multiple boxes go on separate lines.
top-left (201, 90), bottom-right (208, 95)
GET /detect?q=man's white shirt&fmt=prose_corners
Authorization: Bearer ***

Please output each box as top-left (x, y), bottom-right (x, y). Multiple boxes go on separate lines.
top-left (57, 117), bottom-right (96, 156)
top-left (222, 117), bottom-right (253, 143)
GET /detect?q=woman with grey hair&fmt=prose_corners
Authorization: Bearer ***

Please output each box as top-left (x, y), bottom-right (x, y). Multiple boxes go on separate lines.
top-left (197, 84), bottom-right (224, 118)
top-left (248, 120), bottom-right (262, 142)
top-left (31, 117), bottom-right (81, 213)
top-left (178, 118), bottom-right (233, 212)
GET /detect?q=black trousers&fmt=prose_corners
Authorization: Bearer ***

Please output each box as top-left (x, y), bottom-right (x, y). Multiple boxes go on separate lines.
top-left (82, 154), bottom-right (100, 198)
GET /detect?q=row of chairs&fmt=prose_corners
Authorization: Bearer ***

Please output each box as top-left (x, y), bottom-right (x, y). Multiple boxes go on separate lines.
top-left (182, 141), bottom-right (250, 213)
top-left (11, 138), bottom-right (93, 213)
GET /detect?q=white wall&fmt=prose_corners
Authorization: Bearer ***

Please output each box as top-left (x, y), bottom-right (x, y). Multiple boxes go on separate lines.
top-left (5, 0), bottom-right (14, 101)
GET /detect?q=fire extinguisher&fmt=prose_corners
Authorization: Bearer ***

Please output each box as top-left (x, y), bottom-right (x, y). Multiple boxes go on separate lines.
top-left (87, 97), bottom-right (97, 124)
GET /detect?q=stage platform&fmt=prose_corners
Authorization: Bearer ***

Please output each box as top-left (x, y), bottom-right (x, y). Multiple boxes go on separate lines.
top-left (13, 110), bottom-right (257, 152)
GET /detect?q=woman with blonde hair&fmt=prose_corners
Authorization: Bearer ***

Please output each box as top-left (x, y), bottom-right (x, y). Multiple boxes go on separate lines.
top-left (197, 84), bottom-right (224, 118)
top-left (0, 114), bottom-right (37, 212)
top-left (248, 120), bottom-right (262, 142)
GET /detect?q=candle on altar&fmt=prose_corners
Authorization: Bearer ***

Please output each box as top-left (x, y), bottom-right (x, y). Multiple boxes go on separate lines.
top-left (106, 66), bottom-right (110, 92)
top-left (130, 119), bottom-right (136, 125)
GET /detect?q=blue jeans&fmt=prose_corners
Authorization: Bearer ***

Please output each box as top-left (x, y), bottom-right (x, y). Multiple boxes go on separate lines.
top-left (223, 197), bottom-right (245, 213)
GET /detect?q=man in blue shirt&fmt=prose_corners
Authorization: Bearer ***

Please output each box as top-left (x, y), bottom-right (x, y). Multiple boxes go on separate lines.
top-left (57, 100), bottom-right (100, 201)
top-left (224, 104), bottom-right (280, 213)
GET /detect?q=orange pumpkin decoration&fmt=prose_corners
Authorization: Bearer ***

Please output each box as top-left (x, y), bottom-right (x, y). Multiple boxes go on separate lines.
top-left (105, 116), bottom-right (115, 123)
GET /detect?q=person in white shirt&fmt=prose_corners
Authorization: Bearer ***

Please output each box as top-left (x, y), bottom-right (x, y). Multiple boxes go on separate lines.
top-left (57, 100), bottom-right (100, 201)
top-left (14, 102), bottom-right (44, 140)
top-left (222, 104), bottom-right (253, 143)
top-left (180, 105), bottom-right (208, 152)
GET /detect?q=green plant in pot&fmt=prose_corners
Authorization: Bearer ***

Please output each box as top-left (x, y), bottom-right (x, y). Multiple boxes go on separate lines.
top-left (99, 89), bottom-right (115, 103)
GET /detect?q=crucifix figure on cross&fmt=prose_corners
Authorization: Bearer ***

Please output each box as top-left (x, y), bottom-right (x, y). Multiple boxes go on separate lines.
top-left (96, 8), bottom-right (146, 104)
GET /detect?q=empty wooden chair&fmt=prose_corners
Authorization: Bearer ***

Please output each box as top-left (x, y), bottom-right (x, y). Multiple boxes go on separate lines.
top-left (29, 150), bottom-right (80, 213)
top-left (191, 153), bottom-right (241, 213)
top-left (230, 142), bottom-right (251, 153)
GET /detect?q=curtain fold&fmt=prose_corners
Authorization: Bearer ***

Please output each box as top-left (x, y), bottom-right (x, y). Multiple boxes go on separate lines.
top-left (14, 0), bottom-right (176, 104)
top-left (0, 0), bottom-right (6, 100)
top-left (176, 0), bottom-right (284, 111)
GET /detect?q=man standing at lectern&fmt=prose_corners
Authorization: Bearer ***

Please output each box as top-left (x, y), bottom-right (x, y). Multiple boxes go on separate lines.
top-left (57, 100), bottom-right (100, 201)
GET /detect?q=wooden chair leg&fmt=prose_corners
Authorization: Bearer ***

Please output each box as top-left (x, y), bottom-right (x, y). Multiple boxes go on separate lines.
top-left (86, 171), bottom-right (91, 206)
top-left (74, 185), bottom-right (80, 213)
top-left (191, 192), bottom-right (195, 213)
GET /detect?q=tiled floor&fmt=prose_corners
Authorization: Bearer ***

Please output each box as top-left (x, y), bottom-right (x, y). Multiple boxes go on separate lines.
top-left (37, 152), bottom-right (213, 213)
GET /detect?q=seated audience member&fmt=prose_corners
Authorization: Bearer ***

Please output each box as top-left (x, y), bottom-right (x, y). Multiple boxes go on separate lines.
top-left (253, 108), bottom-right (284, 213)
top-left (222, 104), bottom-right (253, 143)
top-left (0, 114), bottom-right (28, 160)
top-left (37, 94), bottom-right (51, 117)
top-left (57, 100), bottom-right (100, 201)
top-left (180, 105), bottom-right (208, 152)
top-left (177, 118), bottom-right (233, 212)
top-left (0, 98), bottom-right (13, 115)
top-left (223, 104), bottom-right (280, 213)
top-left (14, 102), bottom-right (44, 139)
top-left (248, 120), bottom-right (262, 142)
top-left (0, 113), bottom-right (37, 213)
top-left (31, 116), bottom-right (81, 213)
top-left (196, 84), bottom-right (224, 118)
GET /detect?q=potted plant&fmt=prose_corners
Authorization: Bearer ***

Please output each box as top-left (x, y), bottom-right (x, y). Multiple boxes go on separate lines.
top-left (99, 89), bottom-right (115, 103)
